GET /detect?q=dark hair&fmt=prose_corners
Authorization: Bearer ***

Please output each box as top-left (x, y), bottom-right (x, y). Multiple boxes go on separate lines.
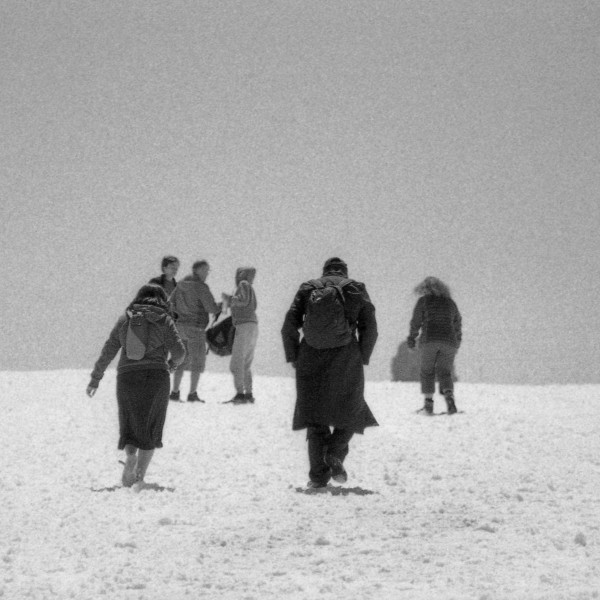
top-left (192, 260), bottom-right (209, 271)
top-left (414, 276), bottom-right (451, 298)
top-left (128, 284), bottom-right (169, 310)
top-left (161, 255), bottom-right (179, 269)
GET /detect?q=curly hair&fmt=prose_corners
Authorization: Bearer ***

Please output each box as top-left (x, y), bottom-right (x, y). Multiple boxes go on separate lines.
top-left (414, 276), bottom-right (451, 298)
top-left (128, 284), bottom-right (169, 310)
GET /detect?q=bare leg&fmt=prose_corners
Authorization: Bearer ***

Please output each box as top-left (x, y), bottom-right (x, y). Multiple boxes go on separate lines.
top-left (136, 449), bottom-right (155, 481)
top-left (189, 370), bottom-right (201, 394)
top-left (172, 368), bottom-right (184, 392)
top-left (122, 445), bottom-right (138, 487)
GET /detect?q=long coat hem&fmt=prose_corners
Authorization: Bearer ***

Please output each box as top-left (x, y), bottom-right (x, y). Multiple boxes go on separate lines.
top-left (291, 339), bottom-right (378, 434)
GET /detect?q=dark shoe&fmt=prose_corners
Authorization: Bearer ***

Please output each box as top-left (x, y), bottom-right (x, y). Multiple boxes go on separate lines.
top-left (223, 393), bottom-right (247, 404)
top-left (444, 392), bottom-right (457, 414)
top-left (244, 393), bottom-right (255, 403)
top-left (187, 392), bottom-right (205, 403)
top-left (169, 390), bottom-right (180, 402)
top-left (423, 398), bottom-right (434, 415)
top-left (306, 480), bottom-right (328, 489)
top-left (325, 455), bottom-right (347, 484)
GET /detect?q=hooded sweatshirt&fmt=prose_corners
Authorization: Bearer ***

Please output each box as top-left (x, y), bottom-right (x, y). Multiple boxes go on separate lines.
top-left (230, 267), bottom-right (257, 326)
top-left (90, 303), bottom-right (186, 384)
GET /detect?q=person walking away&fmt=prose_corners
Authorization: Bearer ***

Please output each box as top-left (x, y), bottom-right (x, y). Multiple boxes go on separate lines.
top-left (222, 267), bottom-right (258, 404)
top-left (406, 276), bottom-right (462, 415)
top-left (169, 260), bottom-right (222, 402)
top-left (281, 257), bottom-right (378, 489)
top-left (86, 284), bottom-right (185, 487)
top-left (149, 255), bottom-right (179, 297)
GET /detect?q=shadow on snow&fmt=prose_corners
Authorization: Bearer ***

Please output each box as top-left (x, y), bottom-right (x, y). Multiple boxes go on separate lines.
top-left (91, 482), bottom-right (175, 493)
top-left (295, 485), bottom-right (377, 496)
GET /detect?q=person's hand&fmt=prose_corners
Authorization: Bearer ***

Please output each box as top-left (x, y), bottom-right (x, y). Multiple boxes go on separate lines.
top-left (167, 360), bottom-right (178, 373)
top-left (86, 385), bottom-right (97, 397)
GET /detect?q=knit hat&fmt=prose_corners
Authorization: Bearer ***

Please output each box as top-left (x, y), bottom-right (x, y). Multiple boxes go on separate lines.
top-left (322, 257), bottom-right (348, 276)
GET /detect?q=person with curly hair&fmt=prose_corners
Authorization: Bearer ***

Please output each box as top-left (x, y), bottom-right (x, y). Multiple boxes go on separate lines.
top-left (407, 276), bottom-right (462, 415)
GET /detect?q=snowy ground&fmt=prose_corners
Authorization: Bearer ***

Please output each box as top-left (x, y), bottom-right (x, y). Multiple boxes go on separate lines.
top-left (1, 370), bottom-right (599, 600)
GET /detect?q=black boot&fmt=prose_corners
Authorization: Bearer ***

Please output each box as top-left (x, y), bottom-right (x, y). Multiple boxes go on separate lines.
top-left (444, 391), bottom-right (457, 414)
top-left (423, 398), bottom-right (434, 415)
top-left (307, 426), bottom-right (331, 486)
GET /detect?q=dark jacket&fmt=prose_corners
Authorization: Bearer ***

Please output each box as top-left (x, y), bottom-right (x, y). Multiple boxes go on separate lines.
top-left (149, 275), bottom-right (177, 297)
top-left (281, 275), bottom-right (378, 365)
top-left (90, 303), bottom-right (186, 385)
top-left (281, 274), bottom-right (378, 433)
top-left (407, 295), bottom-right (462, 349)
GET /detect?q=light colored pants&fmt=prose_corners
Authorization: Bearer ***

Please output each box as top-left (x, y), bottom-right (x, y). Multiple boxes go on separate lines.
top-left (230, 322), bottom-right (258, 394)
top-left (420, 341), bottom-right (457, 395)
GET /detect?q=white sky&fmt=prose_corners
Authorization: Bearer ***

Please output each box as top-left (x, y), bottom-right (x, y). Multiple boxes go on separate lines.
top-left (1, 0), bottom-right (599, 383)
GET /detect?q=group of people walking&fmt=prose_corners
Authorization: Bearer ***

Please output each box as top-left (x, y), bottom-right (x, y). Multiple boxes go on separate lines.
top-left (87, 256), bottom-right (462, 490)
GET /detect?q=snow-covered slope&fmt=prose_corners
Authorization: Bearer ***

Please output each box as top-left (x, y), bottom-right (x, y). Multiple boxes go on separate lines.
top-left (1, 370), bottom-right (598, 599)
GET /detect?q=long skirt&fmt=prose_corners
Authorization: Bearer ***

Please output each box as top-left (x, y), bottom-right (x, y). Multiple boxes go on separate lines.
top-left (293, 339), bottom-right (378, 434)
top-left (116, 369), bottom-right (170, 450)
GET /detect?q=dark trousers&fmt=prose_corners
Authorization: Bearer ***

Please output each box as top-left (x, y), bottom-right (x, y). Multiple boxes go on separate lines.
top-left (420, 341), bottom-right (457, 395)
top-left (307, 424), bottom-right (354, 485)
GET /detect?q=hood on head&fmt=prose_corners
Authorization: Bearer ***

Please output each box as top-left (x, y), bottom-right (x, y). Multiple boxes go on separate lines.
top-left (235, 267), bottom-right (256, 285)
top-left (322, 257), bottom-right (348, 277)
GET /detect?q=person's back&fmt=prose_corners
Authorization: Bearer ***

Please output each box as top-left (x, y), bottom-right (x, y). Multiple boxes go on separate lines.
top-left (282, 273), bottom-right (378, 366)
top-left (281, 257), bottom-right (378, 489)
top-left (407, 276), bottom-right (461, 415)
top-left (170, 268), bottom-right (221, 326)
top-left (414, 294), bottom-right (461, 348)
top-left (168, 260), bottom-right (221, 402)
top-left (90, 301), bottom-right (185, 381)
top-left (87, 284), bottom-right (186, 487)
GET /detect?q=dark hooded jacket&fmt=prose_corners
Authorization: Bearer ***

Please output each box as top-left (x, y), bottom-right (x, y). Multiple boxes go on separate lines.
top-left (90, 303), bottom-right (186, 385)
top-left (281, 270), bottom-right (378, 433)
top-left (148, 274), bottom-right (177, 297)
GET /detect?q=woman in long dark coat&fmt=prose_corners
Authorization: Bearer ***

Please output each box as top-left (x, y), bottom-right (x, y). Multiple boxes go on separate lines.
top-left (87, 284), bottom-right (186, 487)
top-left (281, 257), bottom-right (378, 488)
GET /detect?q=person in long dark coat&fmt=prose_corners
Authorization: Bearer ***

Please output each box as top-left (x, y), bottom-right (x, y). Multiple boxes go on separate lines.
top-left (281, 257), bottom-right (378, 488)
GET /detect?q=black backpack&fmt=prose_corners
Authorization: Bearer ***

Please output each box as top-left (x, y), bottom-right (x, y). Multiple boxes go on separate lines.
top-left (206, 315), bottom-right (236, 356)
top-left (302, 278), bottom-right (353, 349)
